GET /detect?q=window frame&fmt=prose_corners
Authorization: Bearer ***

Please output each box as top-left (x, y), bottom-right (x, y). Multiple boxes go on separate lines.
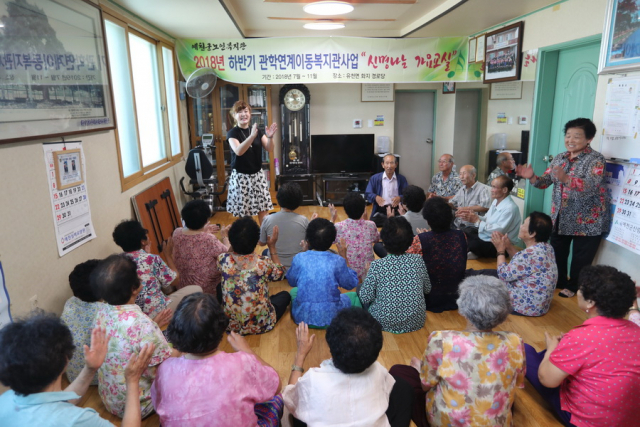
top-left (103, 12), bottom-right (183, 192)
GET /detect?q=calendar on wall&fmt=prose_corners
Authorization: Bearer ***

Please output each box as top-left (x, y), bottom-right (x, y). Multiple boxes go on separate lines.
top-left (607, 162), bottom-right (640, 256)
top-left (43, 142), bottom-right (96, 256)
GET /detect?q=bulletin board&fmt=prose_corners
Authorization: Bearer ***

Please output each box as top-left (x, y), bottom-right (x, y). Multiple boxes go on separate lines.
top-left (601, 76), bottom-right (640, 161)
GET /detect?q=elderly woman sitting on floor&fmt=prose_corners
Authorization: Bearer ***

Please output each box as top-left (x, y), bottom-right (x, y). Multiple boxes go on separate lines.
top-left (491, 211), bottom-right (558, 316)
top-left (525, 265), bottom-right (640, 427)
top-left (151, 292), bottom-right (283, 427)
top-left (390, 276), bottom-right (525, 427)
top-left (283, 308), bottom-right (413, 427)
top-left (0, 312), bottom-right (153, 427)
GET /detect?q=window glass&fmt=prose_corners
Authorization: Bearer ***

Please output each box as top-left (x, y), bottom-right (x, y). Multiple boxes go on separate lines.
top-left (129, 32), bottom-right (165, 167)
top-left (162, 46), bottom-right (181, 157)
top-left (104, 20), bottom-right (140, 177)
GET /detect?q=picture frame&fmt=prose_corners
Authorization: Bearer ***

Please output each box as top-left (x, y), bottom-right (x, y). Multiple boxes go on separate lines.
top-left (482, 21), bottom-right (524, 84)
top-left (443, 82), bottom-right (456, 94)
top-left (599, 0), bottom-right (640, 74)
top-left (475, 35), bottom-right (486, 62)
top-left (468, 37), bottom-right (477, 63)
top-left (490, 81), bottom-right (523, 99)
top-left (0, 0), bottom-right (116, 144)
top-left (361, 83), bottom-right (394, 102)
top-left (53, 149), bottom-right (84, 190)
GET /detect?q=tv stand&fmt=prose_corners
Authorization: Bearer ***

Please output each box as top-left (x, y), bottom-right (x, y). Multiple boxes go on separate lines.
top-left (318, 173), bottom-right (370, 206)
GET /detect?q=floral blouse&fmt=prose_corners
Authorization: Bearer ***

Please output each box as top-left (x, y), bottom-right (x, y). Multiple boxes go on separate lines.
top-left (428, 171), bottom-right (462, 198)
top-left (497, 242), bottom-right (558, 317)
top-left (358, 253), bottom-right (430, 333)
top-left (95, 303), bottom-right (173, 418)
top-left (218, 252), bottom-right (286, 335)
top-left (532, 146), bottom-right (610, 236)
top-left (124, 249), bottom-right (175, 319)
top-left (334, 218), bottom-right (379, 282)
top-left (172, 228), bottom-right (228, 295)
top-left (420, 330), bottom-right (525, 427)
top-left (60, 297), bottom-right (101, 385)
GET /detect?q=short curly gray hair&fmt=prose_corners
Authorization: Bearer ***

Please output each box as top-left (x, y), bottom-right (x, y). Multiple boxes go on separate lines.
top-left (457, 275), bottom-right (512, 330)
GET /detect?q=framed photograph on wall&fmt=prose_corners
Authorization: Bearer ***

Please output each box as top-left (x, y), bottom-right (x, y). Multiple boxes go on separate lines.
top-left (599, 0), bottom-right (640, 73)
top-left (482, 21), bottom-right (524, 84)
top-left (0, 0), bottom-right (116, 144)
top-left (443, 82), bottom-right (456, 94)
top-left (53, 149), bottom-right (84, 190)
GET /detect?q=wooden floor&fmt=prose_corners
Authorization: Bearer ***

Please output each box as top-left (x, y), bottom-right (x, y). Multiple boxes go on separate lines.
top-left (77, 204), bottom-right (585, 427)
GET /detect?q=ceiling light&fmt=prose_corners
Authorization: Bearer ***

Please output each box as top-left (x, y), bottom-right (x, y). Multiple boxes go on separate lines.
top-left (303, 1), bottom-right (354, 16)
top-left (303, 22), bottom-right (345, 30)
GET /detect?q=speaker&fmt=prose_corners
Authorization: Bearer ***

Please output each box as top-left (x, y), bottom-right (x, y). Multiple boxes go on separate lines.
top-left (521, 130), bottom-right (530, 164)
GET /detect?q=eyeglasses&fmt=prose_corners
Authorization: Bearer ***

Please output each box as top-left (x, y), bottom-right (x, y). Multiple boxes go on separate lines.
top-left (438, 160), bottom-right (451, 164)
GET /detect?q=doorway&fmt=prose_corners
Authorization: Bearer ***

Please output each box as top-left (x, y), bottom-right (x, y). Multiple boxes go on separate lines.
top-left (453, 90), bottom-right (481, 171)
top-left (526, 35), bottom-right (601, 215)
top-left (393, 91), bottom-right (435, 189)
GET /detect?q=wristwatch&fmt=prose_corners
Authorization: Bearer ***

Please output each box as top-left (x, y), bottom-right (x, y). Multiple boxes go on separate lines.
top-left (291, 364), bottom-right (304, 373)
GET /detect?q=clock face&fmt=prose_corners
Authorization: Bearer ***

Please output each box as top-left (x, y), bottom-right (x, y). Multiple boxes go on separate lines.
top-left (284, 89), bottom-right (306, 111)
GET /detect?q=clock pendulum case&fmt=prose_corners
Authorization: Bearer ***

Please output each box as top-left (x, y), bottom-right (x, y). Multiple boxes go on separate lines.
top-left (279, 84), bottom-right (310, 175)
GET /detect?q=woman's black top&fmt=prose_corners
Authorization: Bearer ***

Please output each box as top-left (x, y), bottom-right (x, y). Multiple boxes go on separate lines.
top-left (227, 126), bottom-right (264, 174)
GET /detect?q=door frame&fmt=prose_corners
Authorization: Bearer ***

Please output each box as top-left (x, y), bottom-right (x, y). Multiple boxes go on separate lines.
top-left (395, 89), bottom-right (437, 177)
top-left (525, 34), bottom-right (602, 216)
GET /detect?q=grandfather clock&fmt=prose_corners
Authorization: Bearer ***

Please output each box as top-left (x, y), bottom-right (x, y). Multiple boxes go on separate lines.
top-left (280, 84), bottom-right (310, 175)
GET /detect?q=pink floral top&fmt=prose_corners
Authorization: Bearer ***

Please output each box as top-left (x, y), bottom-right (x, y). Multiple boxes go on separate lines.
top-left (124, 250), bottom-right (175, 319)
top-left (151, 351), bottom-right (280, 427)
top-left (95, 303), bottom-right (173, 418)
top-left (172, 228), bottom-right (228, 295)
top-left (218, 252), bottom-right (286, 335)
top-left (334, 218), bottom-right (379, 282)
top-left (420, 330), bottom-right (525, 427)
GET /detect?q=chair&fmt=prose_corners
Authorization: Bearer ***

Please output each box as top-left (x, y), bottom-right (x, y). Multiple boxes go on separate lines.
top-left (179, 146), bottom-right (227, 213)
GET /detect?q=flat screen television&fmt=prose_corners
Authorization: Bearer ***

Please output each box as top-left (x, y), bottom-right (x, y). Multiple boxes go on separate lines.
top-left (311, 134), bottom-right (375, 174)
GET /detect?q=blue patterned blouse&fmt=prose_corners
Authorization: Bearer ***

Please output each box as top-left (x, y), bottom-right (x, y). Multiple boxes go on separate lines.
top-left (286, 251), bottom-right (358, 327)
top-left (497, 242), bottom-right (558, 316)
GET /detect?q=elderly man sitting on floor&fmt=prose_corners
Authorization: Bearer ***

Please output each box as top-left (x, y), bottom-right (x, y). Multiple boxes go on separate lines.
top-left (456, 175), bottom-right (521, 259)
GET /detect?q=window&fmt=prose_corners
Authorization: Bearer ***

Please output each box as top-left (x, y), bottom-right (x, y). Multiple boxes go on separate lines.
top-left (103, 15), bottom-right (182, 190)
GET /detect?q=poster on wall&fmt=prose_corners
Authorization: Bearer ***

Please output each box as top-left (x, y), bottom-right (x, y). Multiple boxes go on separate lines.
top-left (42, 141), bottom-right (96, 256)
top-left (607, 163), bottom-right (640, 256)
top-left (0, 262), bottom-right (12, 331)
top-left (0, 0), bottom-right (115, 144)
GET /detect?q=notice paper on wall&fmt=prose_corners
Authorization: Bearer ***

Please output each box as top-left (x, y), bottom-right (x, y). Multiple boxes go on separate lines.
top-left (0, 262), bottom-right (11, 331)
top-left (43, 142), bottom-right (96, 257)
top-left (607, 162), bottom-right (640, 256)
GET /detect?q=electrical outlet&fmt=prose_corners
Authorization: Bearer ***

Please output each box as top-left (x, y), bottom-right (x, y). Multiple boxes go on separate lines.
top-left (29, 294), bottom-right (38, 310)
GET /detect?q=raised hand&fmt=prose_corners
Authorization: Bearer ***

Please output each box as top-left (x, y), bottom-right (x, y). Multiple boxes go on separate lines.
top-left (84, 327), bottom-right (110, 371)
top-left (295, 322), bottom-right (316, 358)
top-left (152, 308), bottom-right (173, 329)
top-left (205, 223), bottom-right (221, 234)
top-left (125, 343), bottom-right (155, 384)
top-left (265, 122), bottom-right (278, 138)
top-left (516, 164), bottom-right (534, 179)
top-left (386, 205), bottom-right (395, 217)
top-left (491, 231), bottom-right (506, 252)
top-left (267, 225), bottom-right (279, 248)
top-left (328, 204), bottom-right (337, 223)
top-left (398, 203), bottom-right (407, 215)
top-left (336, 238), bottom-right (348, 259)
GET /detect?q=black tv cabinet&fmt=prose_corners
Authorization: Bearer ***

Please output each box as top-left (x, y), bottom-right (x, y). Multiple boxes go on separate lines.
top-left (319, 174), bottom-right (370, 206)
